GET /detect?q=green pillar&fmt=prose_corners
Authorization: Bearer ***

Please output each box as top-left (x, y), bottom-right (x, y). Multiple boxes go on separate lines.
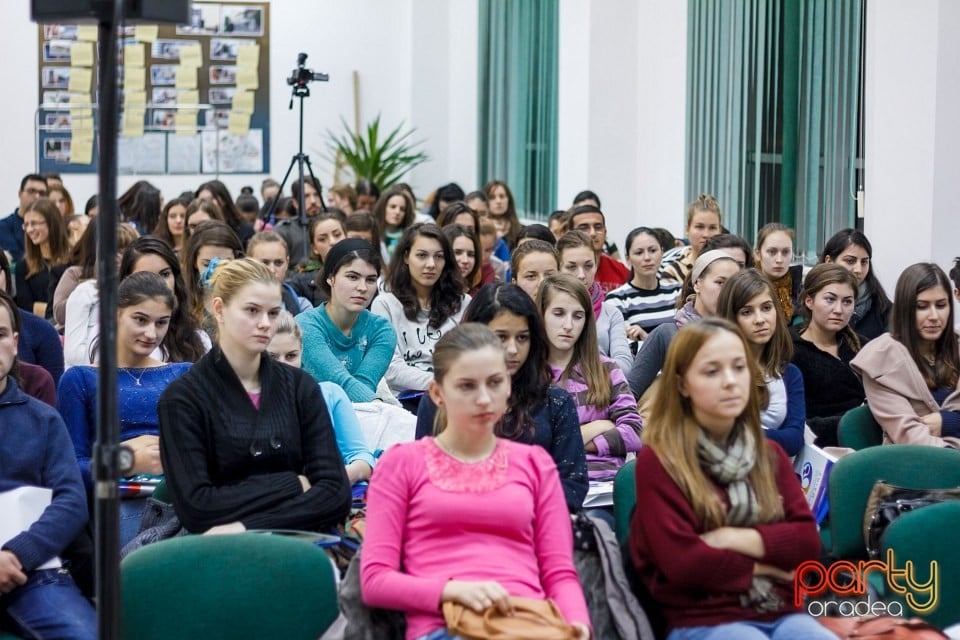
top-left (780, 0), bottom-right (801, 229)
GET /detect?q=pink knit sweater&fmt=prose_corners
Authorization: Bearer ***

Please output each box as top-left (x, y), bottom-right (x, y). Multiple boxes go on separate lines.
top-left (361, 437), bottom-right (590, 640)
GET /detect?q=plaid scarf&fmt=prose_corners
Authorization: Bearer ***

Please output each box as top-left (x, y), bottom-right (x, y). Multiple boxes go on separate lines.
top-left (697, 425), bottom-right (783, 613)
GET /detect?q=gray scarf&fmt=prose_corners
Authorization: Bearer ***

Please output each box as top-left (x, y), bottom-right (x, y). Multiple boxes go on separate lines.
top-left (697, 426), bottom-right (783, 613)
top-left (852, 281), bottom-right (872, 325)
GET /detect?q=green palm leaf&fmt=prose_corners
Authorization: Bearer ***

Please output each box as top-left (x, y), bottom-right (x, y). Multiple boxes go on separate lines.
top-left (324, 114), bottom-right (428, 189)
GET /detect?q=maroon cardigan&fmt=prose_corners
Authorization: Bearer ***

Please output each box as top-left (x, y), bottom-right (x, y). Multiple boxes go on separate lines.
top-left (628, 441), bottom-right (820, 632)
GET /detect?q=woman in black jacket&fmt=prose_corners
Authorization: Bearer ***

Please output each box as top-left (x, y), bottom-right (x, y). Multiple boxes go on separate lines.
top-left (158, 258), bottom-right (351, 534)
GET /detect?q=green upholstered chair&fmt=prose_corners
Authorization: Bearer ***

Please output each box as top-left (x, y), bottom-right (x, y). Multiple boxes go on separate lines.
top-left (882, 500), bottom-right (960, 629)
top-left (837, 404), bottom-right (884, 450)
top-left (120, 533), bottom-right (338, 640)
top-left (150, 478), bottom-right (170, 504)
top-left (827, 444), bottom-right (960, 561)
top-left (613, 460), bottom-right (636, 545)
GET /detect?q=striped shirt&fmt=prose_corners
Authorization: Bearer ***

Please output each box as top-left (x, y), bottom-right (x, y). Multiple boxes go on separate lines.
top-left (605, 279), bottom-right (682, 334)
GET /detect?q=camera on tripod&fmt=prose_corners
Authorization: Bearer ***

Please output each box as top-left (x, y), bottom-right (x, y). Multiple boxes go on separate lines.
top-left (287, 53), bottom-right (328, 94)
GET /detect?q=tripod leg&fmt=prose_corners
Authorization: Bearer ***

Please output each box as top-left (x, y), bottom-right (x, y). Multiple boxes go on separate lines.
top-left (267, 154), bottom-right (300, 223)
top-left (302, 155), bottom-right (327, 212)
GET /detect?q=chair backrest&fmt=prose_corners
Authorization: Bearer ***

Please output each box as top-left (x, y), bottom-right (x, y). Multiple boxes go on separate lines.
top-left (827, 444), bottom-right (960, 560)
top-left (881, 500), bottom-right (960, 629)
top-left (121, 533), bottom-right (338, 640)
top-left (613, 459), bottom-right (636, 545)
top-left (837, 404), bottom-right (884, 450)
top-left (151, 478), bottom-right (171, 504)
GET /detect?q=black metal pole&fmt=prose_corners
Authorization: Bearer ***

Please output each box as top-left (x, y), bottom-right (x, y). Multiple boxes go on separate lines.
top-left (94, 8), bottom-right (123, 639)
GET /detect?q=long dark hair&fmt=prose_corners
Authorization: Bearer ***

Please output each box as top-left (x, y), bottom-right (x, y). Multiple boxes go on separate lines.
top-left (118, 180), bottom-right (162, 234)
top-left (121, 236), bottom-right (206, 362)
top-left (891, 263), bottom-right (959, 389)
top-left (385, 223), bottom-right (464, 328)
top-left (197, 180), bottom-right (244, 231)
top-left (798, 263), bottom-right (861, 352)
top-left (821, 228), bottom-right (892, 320)
top-left (154, 196), bottom-right (191, 247)
top-left (181, 221), bottom-right (244, 324)
top-left (463, 283), bottom-right (551, 441)
top-left (716, 268), bottom-right (792, 379)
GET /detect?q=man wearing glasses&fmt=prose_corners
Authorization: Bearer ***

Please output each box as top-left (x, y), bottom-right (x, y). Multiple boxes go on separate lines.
top-left (0, 175), bottom-right (48, 263)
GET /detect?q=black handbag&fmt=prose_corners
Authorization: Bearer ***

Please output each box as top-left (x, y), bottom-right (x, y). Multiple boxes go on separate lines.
top-left (863, 481), bottom-right (960, 559)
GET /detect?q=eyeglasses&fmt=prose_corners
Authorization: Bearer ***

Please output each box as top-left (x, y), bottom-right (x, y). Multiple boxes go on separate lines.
top-left (23, 220), bottom-right (48, 229)
top-left (23, 188), bottom-right (48, 197)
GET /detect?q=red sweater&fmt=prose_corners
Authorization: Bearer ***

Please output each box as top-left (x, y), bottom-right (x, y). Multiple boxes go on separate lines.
top-left (628, 442), bottom-right (820, 632)
top-left (596, 254), bottom-right (629, 294)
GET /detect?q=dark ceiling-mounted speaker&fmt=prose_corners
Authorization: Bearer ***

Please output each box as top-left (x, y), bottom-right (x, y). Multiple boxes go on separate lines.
top-left (31, 0), bottom-right (189, 24)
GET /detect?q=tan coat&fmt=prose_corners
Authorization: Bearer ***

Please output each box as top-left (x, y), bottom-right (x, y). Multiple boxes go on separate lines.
top-left (850, 333), bottom-right (960, 448)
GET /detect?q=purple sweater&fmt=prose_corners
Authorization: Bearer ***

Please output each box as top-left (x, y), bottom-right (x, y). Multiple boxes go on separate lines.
top-left (361, 438), bottom-right (590, 640)
top-left (551, 356), bottom-right (643, 479)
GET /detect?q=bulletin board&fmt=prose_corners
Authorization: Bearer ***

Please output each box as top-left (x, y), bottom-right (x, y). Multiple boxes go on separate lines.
top-left (35, 2), bottom-right (270, 175)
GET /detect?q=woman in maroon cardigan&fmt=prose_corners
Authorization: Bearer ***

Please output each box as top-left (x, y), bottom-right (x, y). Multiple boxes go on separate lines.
top-left (628, 318), bottom-right (831, 640)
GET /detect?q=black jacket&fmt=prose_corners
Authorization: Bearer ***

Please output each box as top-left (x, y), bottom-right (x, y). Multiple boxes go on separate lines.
top-left (158, 347), bottom-right (351, 533)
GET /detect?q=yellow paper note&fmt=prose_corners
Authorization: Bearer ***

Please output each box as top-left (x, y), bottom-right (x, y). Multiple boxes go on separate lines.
top-left (77, 25), bottom-right (98, 42)
top-left (135, 25), bottom-right (158, 43)
top-left (174, 66), bottom-right (197, 89)
top-left (125, 90), bottom-right (147, 107)
top-left (124, 66), bottom-right (146, 91)
top-left (68, 68), bottom-right (92, 94)
top-left (177, 90), bottom-right (199, 107)
top-left (70, 135), bottom-right (94, 165)
top-left (69, 93), bottom-right (92, 119)
top-left (70, 42), bottom-right (94, 66)
top-left (178, 43), bottom-right (202, 68)
top-left (122, 109), bottom-right (145, 137)
top-left (231, 90), bottom-right (254, 114)
top-left (71, 117), bottom-right (94, 133)
top-left (124, 44), bottom-right (145, 68)
top-left (174, 111), bottom-right (197, 136)
top-left (236, 67), bottom-right (259, 90)
top-left (228, 112), bottom-right (251, 135)
top-left (236, 44), bottom-right (260, 69)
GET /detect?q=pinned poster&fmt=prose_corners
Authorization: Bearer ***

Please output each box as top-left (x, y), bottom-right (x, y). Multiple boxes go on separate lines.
top-left (178, 43), bottom-right (202, 68)
top-left (70, 42), bottom-right (94, 66)
top-left (124, 43), bottom-right (145, 68)
top-left (71, 135), bottom-right (94, 165)
top-left (231, 90), bottom-right (254, 114)
top-left (236, 44), bottom-right (260, 69)
top-left (77, 25), bottom-right (98, 42)
top-left (67, 67), bottom-right (92, 93)
top-left (134, 25), bottom-right (158, 43)
top-left (236, 67), bottom-right (258, 90)
top-left (71, 117), bottom-right (94, 133)
top-left (124, 66), bottom-right (146, 91)
top-left (228, 112), bottom-right (250, 135)
top-left (174, 66), bottom-right (196, 89)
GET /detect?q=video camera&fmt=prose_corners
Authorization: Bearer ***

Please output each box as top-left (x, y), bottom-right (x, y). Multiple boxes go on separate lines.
top-left (287, 52), bottom-right (329, 91)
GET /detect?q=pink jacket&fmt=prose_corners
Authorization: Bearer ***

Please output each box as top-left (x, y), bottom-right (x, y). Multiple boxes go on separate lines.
top-left (850, 333), bottom-right (960, 448)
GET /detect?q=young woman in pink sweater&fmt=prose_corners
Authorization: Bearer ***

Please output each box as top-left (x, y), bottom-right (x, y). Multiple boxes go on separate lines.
top-left (361, 323), bottom-right (590, 640)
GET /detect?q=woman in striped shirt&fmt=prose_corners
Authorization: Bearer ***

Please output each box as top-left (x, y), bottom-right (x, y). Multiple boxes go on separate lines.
top-left (606, 226), bottom-right (682, 346)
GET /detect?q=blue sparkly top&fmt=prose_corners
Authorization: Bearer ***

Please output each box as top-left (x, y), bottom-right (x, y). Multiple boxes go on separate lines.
top-left (57, 363), bottom-right (192, 491)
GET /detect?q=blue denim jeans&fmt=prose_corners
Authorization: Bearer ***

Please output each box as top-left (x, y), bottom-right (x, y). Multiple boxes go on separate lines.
top-left (668, 613), bottom-right (836, 640)
top-left (416, 629), bottom-right (464, 640)
top-left (3, 568), bottom-right (96, 640)
top-left (120, 497), bottom-right (148, 548)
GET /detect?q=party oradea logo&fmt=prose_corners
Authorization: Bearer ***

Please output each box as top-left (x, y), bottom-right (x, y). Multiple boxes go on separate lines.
top-left (794, 550), bottom-right (937, 617)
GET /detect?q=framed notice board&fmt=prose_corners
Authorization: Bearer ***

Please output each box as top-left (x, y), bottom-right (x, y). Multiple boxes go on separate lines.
top-left (35, 2), bottom-right (271, 175)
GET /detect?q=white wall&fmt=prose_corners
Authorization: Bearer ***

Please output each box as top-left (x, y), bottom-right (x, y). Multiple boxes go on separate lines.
top-left (864, 0), bottom-right (960, 291)
top-left (556, 0), bottom-right (687, 253)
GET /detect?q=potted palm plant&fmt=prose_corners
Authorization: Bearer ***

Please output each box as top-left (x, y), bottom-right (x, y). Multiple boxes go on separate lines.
top-left (326, 114), bottom-right (428, 189)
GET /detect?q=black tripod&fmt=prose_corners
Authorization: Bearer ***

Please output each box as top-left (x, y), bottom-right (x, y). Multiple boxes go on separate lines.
top-left (266, 54), bottom-right (329, 257)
